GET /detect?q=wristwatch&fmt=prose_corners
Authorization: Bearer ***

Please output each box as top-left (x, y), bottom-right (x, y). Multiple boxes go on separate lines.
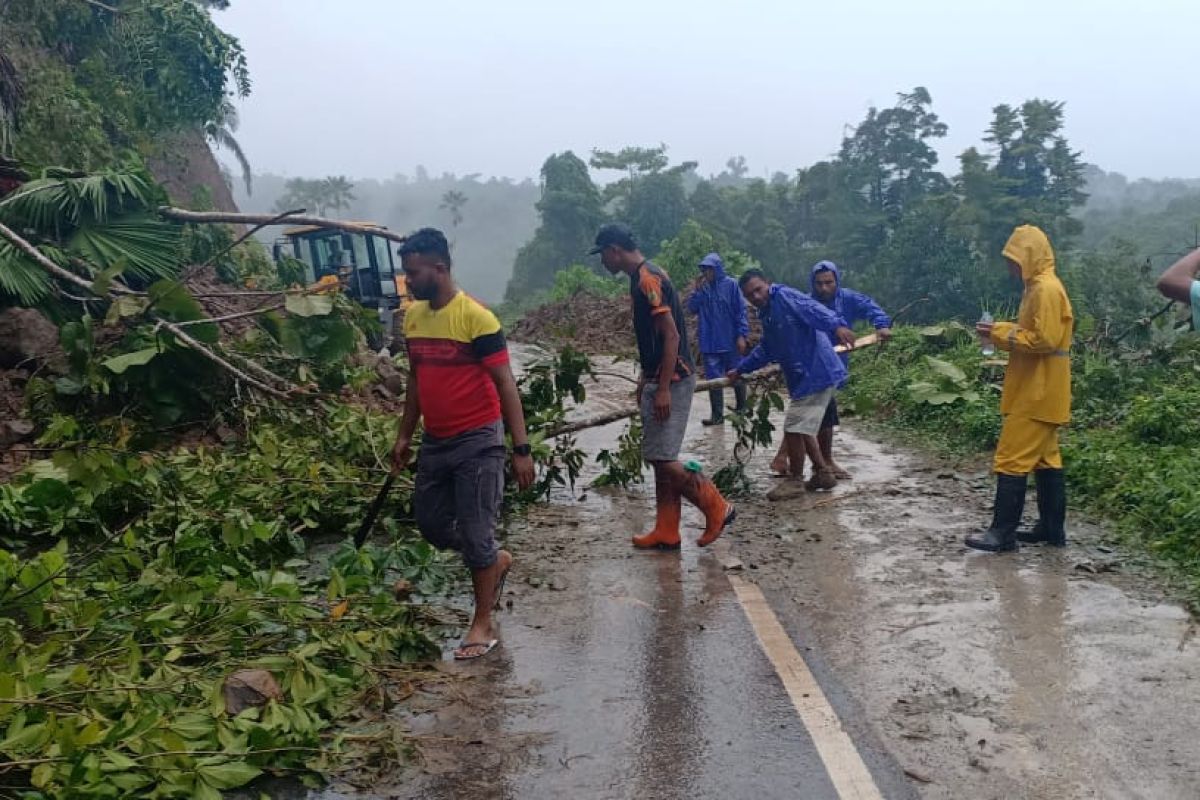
top-left (512, 443), bottom-right (532, 457)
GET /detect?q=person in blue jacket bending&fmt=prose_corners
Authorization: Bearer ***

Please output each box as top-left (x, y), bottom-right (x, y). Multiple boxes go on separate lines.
top-left (727, 269), bottom-right (856, 501)
top-left (770, 260), bottom-right (892, 480)
top-left (686, 252), bottom-right (750, 425)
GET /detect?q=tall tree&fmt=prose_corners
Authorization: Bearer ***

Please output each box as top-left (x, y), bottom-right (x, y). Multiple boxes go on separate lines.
top-left (506, 151), bottom-right (604, 301)
top-left (959, 99), bottom-right (1087, 258)
top-left (439, 189), bottom-right (468, 229)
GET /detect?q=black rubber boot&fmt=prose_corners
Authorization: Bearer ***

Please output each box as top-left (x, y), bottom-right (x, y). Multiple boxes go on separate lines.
top-left (733, 381), bottom-right (749, 414)
top-left (1018, 469), bottom-right (1067, 546)
top-left (965, 474), bottom-right (1026, 552)
top-left (701, 389), bottom-right (725, 426)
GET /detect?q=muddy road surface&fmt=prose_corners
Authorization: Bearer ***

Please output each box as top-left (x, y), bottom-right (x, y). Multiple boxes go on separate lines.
top-left (319, 359), bottom-right (1200, 799)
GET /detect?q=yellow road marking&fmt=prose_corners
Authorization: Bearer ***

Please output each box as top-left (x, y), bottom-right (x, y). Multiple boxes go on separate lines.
top-left (725, 570), bottom-right (885, 800)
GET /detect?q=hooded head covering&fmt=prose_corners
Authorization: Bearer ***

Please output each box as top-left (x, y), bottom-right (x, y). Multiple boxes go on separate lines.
top-left (1002, 225), bottom-right (1056, 281)
top-left (699, 252), bottom-right (726, 279)
top-left (809, 260), bottom-right (841, 293)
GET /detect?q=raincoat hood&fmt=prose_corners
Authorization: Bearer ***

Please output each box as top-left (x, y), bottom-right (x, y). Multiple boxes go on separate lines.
top-left (699, 252), bottom-right (727, 280)
top-left (809, 260), bottom-right (841, 293)
top-left (1002, 225), bottom-right (1056, 281)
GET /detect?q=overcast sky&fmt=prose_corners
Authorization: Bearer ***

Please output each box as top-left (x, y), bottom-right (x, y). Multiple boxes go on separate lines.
top-left (215, 0), bottom-right (1197, 183)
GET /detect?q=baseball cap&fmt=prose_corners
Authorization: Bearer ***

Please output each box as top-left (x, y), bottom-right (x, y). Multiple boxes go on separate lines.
top-left (589, 223), bottom-right (637, 255)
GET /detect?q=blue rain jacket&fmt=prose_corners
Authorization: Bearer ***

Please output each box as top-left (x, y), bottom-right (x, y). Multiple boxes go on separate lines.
top-left (686, 253), bottom-right (749, 354)
top-left (810, 261), bottom-right (891, 365)
top-left (736, 284), bottom-right (848, 398)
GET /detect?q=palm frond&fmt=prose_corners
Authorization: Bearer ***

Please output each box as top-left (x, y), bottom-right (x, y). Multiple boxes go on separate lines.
top-left (0, 241), bottom-right (75, 306)
top-left (68, 214), bottom-right (183, 284)
top-left (0, 167), bottom-right (161, 230)
top-left (208, 126), bottom-right (253, 196)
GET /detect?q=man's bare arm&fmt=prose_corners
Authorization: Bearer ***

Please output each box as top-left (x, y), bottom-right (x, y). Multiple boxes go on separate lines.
top-left (485, 361), bottom-right (535, 490)
top-left (1157, 248), bottom-right (1200, 304)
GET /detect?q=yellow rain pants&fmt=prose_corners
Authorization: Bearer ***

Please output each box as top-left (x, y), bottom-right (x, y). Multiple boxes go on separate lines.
top-left (993, 416), bottom-right (1062, 476)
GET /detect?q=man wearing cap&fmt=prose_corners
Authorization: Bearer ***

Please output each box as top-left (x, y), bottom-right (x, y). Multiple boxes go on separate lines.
top-left (687, 252), bottom-right (750, 425)
top-left (592, 224), bottom-right (736, 550)
top-left (769, 260), bottom-right (892, 478)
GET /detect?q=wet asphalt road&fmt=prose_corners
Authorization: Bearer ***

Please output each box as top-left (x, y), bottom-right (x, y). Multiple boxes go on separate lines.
top-left (388, 371), bottom-right (918, 800)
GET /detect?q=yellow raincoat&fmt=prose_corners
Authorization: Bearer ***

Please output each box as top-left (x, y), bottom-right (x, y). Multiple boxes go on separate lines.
top-left (989, 225), bottom-right (1074, 475)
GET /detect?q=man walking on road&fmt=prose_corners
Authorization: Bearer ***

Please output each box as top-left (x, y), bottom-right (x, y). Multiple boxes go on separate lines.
top-left (1155, 247), bottom-right (1200, 331)
top-left (687, 252), bottom-right (750, 425)
top-left (593, 224), bottom-right (736, 550)
top-left (968, 224), bottom-right (1074, 552)
top-left (391, 228), bottom-right (535, 660)
top-left (727, 269), bottom-right (857, 501)
top-left (770, 260), bottom-right (893, 479)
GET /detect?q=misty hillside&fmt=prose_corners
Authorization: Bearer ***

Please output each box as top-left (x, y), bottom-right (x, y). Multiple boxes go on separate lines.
top-left (232, 171), bottom-right (539, 303)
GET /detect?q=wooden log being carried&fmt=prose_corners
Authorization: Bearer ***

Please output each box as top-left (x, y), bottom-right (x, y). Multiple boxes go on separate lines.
top-left (545, 333), bottom-right (879, 438)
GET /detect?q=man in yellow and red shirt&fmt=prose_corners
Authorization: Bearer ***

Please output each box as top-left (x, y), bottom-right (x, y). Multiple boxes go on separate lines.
top-left (391, 228), bottom-right (534, 660)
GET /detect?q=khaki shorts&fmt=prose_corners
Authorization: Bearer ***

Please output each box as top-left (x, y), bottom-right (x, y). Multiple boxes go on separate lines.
top-left (640, 376), bottom-right (696, 462)
top-left (783, 387), bottom-right (836, 436)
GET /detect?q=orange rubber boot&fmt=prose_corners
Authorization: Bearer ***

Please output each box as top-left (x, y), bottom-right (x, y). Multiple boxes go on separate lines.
top-left (632, 497), bottom-right (682, 550)
top-left (696, 479), bottom-right (736, 547)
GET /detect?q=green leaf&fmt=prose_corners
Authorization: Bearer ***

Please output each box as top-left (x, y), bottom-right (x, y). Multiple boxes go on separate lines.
top-left (196, 759), bottom-right (262, 790)
top-left (285, 293), bottom-right (334, 317)
top-left (925, 356), bottom-right (967, 384)
top-left (23, 478), bottom-right (74, 508)
top-left (104, 295), bottom-right (150, 325)
top-left (103, 347), bottom-right (160, 374)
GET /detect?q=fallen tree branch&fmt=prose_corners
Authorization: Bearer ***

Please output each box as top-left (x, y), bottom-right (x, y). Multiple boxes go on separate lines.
top-left (155, 320), bottom-right (294, 399)
top-left (546, 334), bottom-right (878, 438)
top-left (172, 301), bottom-right (286, 328)
top-left (0, 220), bottom-right (300, 399)
top-left (0, 221), bottom-right (106, 296)
top-left (159, 207), bottom-right (409, 245)
top-left (202, 208), bottom-right (306, 268)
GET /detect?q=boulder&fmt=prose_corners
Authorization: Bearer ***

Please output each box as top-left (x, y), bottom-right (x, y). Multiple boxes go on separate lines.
top-left (0, 309), bottom-right (65, 373)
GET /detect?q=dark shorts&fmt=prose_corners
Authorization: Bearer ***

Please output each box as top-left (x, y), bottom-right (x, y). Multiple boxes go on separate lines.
top-left (821, 396), bottom-right (839, 430)
top-left (413, 420), bottom-right (505, 570)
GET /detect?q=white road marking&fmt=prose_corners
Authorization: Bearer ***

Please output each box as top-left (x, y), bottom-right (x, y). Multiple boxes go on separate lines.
top-left (721, 557), bottom-right (885, 800)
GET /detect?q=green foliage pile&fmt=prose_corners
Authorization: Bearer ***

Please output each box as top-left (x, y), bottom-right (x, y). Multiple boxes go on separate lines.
top-left (0, 401), bottom-right (457, 798)
top-left (841, 325), bottom-right (1200, 595)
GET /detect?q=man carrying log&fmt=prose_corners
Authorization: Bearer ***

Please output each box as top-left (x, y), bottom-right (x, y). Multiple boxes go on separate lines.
top-left (391, 228), bottom-right (535, 660)
top-left (592, 223), bottom-right (736, 550)
top-left (727, 269), bottom-right (857, 501)
top-left (687, 252), bottom-right (750, 425)
top-left (769, 260), bottom-right (892, 479)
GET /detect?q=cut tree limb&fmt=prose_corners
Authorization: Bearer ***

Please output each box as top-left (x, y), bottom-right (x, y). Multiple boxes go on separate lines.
top-left (158, 207), bottom-right (409, 245)
top-left (545, 334), bottom-right (878, 438)
top-left (0, 220), bottom-right (301, 399)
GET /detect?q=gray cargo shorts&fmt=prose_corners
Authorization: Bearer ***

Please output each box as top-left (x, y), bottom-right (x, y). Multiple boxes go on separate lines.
top-left (413, 420), bottom-right (505, 570)
top-left (640, 375), bottom-right (696, 462)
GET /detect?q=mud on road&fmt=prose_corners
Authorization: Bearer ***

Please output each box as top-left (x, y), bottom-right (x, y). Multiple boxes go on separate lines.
top-left (328, 358), bottom-right (1200, 799)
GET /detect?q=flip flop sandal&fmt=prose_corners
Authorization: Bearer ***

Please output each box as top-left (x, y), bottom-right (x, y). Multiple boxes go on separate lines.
top-left (453, 639), bottom-right (499, 661)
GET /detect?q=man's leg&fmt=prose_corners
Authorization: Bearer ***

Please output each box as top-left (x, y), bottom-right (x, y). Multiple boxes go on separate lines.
top-left (702, 353), bottom-right (726, 426)
top-left (1018, 425), bottom-right (1066, 546)
top-left (818, 398), bottom-right (849, 479)
top-left (803, 433), bottom-right (838, 490)
top-left (965, 415), bottom-right (1034, 553)
top-left (633, 462), bottom-right (682, 549)
top-left (647, 375), bottom-right (734, 546)
top-left (661, 460), bottom-right (736, 547)
top-left (770, 439), bottom-right (792, 476)
top-left (452, 442), bottom-right (510, 659)
top-left (768, 431), bottom-right (808, 500)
